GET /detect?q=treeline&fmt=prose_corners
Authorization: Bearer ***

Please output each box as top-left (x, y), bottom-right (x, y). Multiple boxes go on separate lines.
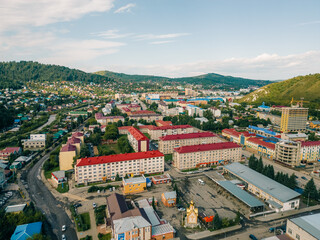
top-left (0, 104), bottom-right (14, 130)
top-left (248, 155), bottom-right (297, 189)
top-left (0, 61), bottom-right (114, 89)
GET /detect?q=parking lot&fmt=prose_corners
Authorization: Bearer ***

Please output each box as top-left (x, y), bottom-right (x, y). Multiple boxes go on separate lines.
top-left (0, 190), bottom-right (23, 210)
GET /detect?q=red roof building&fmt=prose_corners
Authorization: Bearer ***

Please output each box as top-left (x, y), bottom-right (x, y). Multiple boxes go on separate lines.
top-left (128, 127), bottom-right (149, 152)
top-left (0, 147), bottom-right (21, 160)
top-left (60, 143), bottom-right (77, 152)
top-left (159, 132), bottom-right (217, 141)
top-left (174, 142), bottom-right (241, 154)
top-left (155, 120), bottom-right (172, 127)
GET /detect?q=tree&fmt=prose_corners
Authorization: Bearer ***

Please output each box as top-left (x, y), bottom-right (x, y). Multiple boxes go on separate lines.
top-left (104, 124), bottom-right (119, 140)
top-left (115, 173), bottom-right (121, 181)
top-left (256, 157), bottom-right (264, 173)
top-left (80, 144), bottom-right (91, 158)
top-left (213, 213), bottom-right (222, 230)
top-left (303, 178), bottom-right (318, 200)
top-left (222, 218), bottom-right (230, 228)
top-left (27, 234), bottom-right (50, 240)
top-left (288, 173), bottom-right (297, 190)
top-left (152, 196), bottom-right (156, 210)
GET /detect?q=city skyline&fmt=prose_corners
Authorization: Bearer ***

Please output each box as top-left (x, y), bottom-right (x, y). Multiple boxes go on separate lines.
top-left (0, 0), bottom-right (320, 80)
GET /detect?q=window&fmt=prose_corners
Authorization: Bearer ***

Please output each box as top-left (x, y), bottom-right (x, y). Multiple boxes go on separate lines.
top-left (288, 228), bottom-right (292, 234)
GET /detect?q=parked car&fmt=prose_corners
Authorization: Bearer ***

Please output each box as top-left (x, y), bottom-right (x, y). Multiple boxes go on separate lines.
top-left (62, 225), bottom-right (66, 232)
top-left (62, 234), bottom-right (66, 240)
top-left (249, 234), bottom-right (258, 240)
top-left (301, 176), bottom-right (308, 180)
top-left (178, 207), bottom-right (186, 211)
top-left (93, 203), bottom-right (97, 208)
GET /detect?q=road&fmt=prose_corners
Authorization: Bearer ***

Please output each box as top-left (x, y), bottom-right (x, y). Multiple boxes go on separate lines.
top-left (35, 114), bottom-right (57, 132)
top-left (136, 98), bottom-right (147, 110)
top-left (23, 146), bottom-right (77, 240)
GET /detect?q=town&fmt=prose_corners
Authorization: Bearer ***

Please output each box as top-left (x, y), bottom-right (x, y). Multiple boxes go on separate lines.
top-left (1, 80), bottom-right (320, 240)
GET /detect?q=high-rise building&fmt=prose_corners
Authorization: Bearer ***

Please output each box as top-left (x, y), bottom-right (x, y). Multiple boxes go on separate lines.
top-left (280, 107), bottom-right (308, 133)
top-left (275, 141), bottom-right (301, 167)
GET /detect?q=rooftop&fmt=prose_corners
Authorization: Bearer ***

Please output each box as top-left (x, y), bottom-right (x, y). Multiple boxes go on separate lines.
top-left (174, 142), bottom-right (241, 154)
top-left (131, 110), bottom-right (157, 115)
top-left (152, 223), bottom-right (175, 236)
top-left (163, 191), bottom-right (176, 200)
top-left (113, 216), bottom-right (151, 234)
top-left (5, 204), bottom-right (27, 213)
top-left (11, 221), bottom-right (42, 240)
top-left (68, 136), bottom-right (81, 144)
top-left (123, 176), bottom-right (146, 185)
top-left (76, 150), bottom-right (164, 167)
top-left (247, 137), bottom-right (276, 150)
top-left (128, 127), bottom-right (149, 141)
top-left (301, 141), bottom-right (320, 147)
top-left (290, 213), bottom-right (320, 239)
top-left (60, 143), bottom-right (76, 152)
top-left (52, 170), bottom-right (65, 179)
top-left (159, 131), bottom-right (217, 141)
top-left (153, 124), bottom-right (193, 131)
top-left (217, 181), bottom-right (264, 208)
top-left (152, 173), bottom-right (171, 181)
top-left (224, 163), bottom-right (301, 203)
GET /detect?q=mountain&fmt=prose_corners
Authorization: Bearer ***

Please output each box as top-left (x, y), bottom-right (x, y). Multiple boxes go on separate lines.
top-left (0, 61), bottom-right (114, 89)
top-left (96, 71), bottom-right (271, 89)
top-left (240, 74), bottom-right (320, 107)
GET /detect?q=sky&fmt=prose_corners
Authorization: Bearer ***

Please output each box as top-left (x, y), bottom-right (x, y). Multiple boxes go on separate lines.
top-left (0, 0), bottom-right (319, 80)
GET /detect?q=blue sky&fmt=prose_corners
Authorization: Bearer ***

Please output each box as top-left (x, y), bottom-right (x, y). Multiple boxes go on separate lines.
top-left (0, 0), bottom-right (319, 80)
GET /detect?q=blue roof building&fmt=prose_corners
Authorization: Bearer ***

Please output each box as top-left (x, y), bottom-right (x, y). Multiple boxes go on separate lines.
top-left (11, 222), bottom-right (42, 240)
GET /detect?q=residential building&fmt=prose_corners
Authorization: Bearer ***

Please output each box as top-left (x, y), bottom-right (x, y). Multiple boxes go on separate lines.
top-left (122, 176), bottom-right (146, 194)
top-left (280, 107), bottom-right (308, 133)
top-left (59, 143), bottom-right (77, 171)
top-left (186, 104), bottom-right (204, 117)
top-left (22, 134), bottom-right (46, 151)
top-left (72, 132), bottom-right (85, 144)
top-left (145, 125), bottom-right (196, 140)
top-left (300, 141), bottom-right (320, 163)
top-left (248, 125), bottom-right (278, 138)
top-left (275, 141), bottom-right (301, 167)
top-left (155, 120), bottom-right (172, 127)
top-left (128, 127), bottom-right (149, 152)
top-left (129, 110), bottom-right (163, 122)
top-left (173, 142), bottom-right (241, 170)
top-left (246, 137), bottom-right (276, 159)
top-left (118, 126), bottom-right (131, 135)
top-left (286, 213), bottom-right (320, 240)
top-left (224, 162), bottom-right (300, 212)
top-left (222, 128), bottom-right (255, 145)
top-left (159, 132), bottom-right (219, 154)
top-left (95, 113), bottom-right (124, 125)
top-left (281, 133), bottom-right (308, 142)
top-left (0, 147), bottom-right (22, 160)
top-left (75, 151), bottom-right (164, 184)
top-left (151, 173), bottom-right (171, 185)
top-left (67, 136), bottom-right (81, 153)
top-left (11, 222), bottom-right (42, 240)
top-left (208, 107), bottom-right (221, 118)
top-left (161, 191), bottom-right (177, 207)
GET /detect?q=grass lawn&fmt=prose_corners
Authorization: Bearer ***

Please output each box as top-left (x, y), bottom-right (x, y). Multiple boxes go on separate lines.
top-left (98, 233), bottom-right (112, 240)
top-left (78, 212), bottom-right (91, 231)
top-left (95, 205), bottom-right (107, 225)
top-left (108, 143), bottom-right (121, 154)
top-left (57, 183), bottom-right (69, 193)
top-left (44, 166), bottom-right (59, 179)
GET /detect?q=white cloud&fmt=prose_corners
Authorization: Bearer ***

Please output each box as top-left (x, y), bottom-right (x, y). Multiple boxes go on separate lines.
top-left (94, 29), bottom-right (132, 39)
top-left (150, 40), bottom-right (175, 45)
top-left (114, 3), bottom-right (136, 13)
top-left (0, 0), bottom-right (115, 31)
top-left (104, 51), bottom-right (320, 80)
top-left (135, 33), bottom-right (190, 41)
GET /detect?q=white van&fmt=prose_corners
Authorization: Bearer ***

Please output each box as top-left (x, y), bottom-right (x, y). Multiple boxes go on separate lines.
top-left (198, 179), bottom-right (205, 185)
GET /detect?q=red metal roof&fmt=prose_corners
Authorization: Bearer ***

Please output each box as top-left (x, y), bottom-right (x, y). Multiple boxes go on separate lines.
top-left (61, 143), bottom-right (76, 152)
top-left (159, 132), bottom-right (217, 141)
top-left (174, 142), bottom-right (241, 154)
top-left (131, 110), bottom-right (156, 115)
top-left (222, 128), bottom-right (255, 138)
top-left (155, 120), bottom-right (172, 126)
top-left (128, 127), bottom-right (149, 141)
top-left (76, 150), bottom-right (164, 167)
top-left (153, 125), bottom-right (193, 131)
top-left (0, 147), bottom-right (21, 154)
top-left (301, 141), bottom-right (320, 147)
top-left (68, 136), bottom-right (81, 144)
top-left (72, 132), bottom-right (84, 137)
top-left (246, 137), bottom-right (275, 150)
top-left (118, 126), bottom-right (132, 130)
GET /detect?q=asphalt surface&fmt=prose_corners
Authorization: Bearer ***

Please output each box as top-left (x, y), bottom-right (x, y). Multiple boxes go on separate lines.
top-left (24, 147), bottom-right (77, 240)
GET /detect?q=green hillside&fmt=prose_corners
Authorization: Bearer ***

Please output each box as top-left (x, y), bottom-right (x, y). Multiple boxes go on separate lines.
top-left (240, 74), bottom-right (320, 107)
top-left (96, 70), bottom-right (271, 89)
top-left (0, 61), bottom-right (114, 89)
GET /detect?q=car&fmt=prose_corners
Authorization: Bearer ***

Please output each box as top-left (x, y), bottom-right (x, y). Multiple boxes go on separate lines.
top-left (178, 207), bottom-right (186, 211)
top-left (301, 176), bottom-right (308, 180)
top-left (62, 225), bottom-right (66, 232)
top-left (62, 234), bottom-right (66, 240)
top-left (93, 203), bottom-right (97, 208)
top-left (249, 234), bottom-right (258, 240)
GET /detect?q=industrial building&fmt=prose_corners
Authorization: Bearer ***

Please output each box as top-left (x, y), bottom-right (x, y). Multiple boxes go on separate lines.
top-left (224, 163), bottom-right (300, 212)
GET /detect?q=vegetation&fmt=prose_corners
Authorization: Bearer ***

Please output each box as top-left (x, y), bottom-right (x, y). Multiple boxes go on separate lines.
top-left (57, 183), bottom-right (69, 193)
top-left (302, 178), bottom-right (319, 205)
top-left (0, 105), bottom-right (14, 130)
top-left (248, 155), bottom-right (297, 189)
top-left (117, 135), bottom-right (133, 153)
top-left (0, 202), bottom-right (45, 240)
top-left (0, 61), bottom-right (114, 89)
top-left (95, 205), bottom-right (107, 225)
top-left (43, 146), bottom-right (61, 177)
top-left (98, 233), bottom-right (111, 240)
top-left (240, 74), bottom-right (320, 108)
top-left (104, 124), bottom-right (119, 140)
top-left (87, 185), bottom-right (119, 193)
top-left (80, 236), bottom-right (92, 240)
top-left (70, 205), bottom-right (91, 232)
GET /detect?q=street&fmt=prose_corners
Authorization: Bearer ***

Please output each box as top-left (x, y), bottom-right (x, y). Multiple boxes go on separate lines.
top-left (22, 146), bottom-right (77, 240)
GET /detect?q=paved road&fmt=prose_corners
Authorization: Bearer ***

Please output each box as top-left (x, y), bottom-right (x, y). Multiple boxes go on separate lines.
top-left (136, 98), bottom-right (147, 110)
top-left (24, 148), bottom-right (77, 240)
top-left (34, 114), bottom-right (57, 132)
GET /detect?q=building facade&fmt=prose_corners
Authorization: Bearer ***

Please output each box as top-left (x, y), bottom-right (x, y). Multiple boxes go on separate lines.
top-left (74, 151), bottom-right (164, 184)
top-left (122, 176), bottom-right (147, 194)
top-left (127, 127), bottom-right (149, 152)
top-left (22, 134), bottom-right (46, 151)
top-left (159, 132), bottom-right (219, 154)
top-left (280, 107), bottom-right (308, 132)
top-left (300, 141), bottom-right (320, 163)
top-left (59, 143), bottom-right (77, 171)
top-left (146, 125), bottom-right (196, 140)
top-left (161, 191), bottom-right (177, 207)
top-left (173, 142), bottom-right (241, 170)
top-left (275, 141), bottom-right (301, 167)
top-left (286, 214), bottom-right (320, 240)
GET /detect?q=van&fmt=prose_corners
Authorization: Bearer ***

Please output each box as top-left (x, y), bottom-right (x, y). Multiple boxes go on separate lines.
top-left (198, 179), bottom-right (205, 185)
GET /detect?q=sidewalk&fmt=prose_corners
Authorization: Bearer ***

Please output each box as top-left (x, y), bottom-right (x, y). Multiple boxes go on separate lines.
top-left (186, 225), bottom-right (242, 240)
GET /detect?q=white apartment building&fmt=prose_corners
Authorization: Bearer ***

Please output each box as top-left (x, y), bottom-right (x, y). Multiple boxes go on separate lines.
top-left (159, 132), bottom-right (219, 154)
top-left (173, 142), bottom-right (241, 170)
top-left (74, 151), bottom-right (164, 184)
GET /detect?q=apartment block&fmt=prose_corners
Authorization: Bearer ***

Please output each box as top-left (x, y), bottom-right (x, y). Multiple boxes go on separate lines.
top-left (95, 113), bottom-right (124, 125)
top-left (22, 134), bottom-right (46, 151)
top-left (173, 142), bottom-right (241, 170)
top-left (128, 110), bottom-right (163, 122)
top-left (300, 141), bottom-right (320, 163)
top-left (59, 143), bottom-right (77, 171)
top-left (275, 141), bottom-right (301, 167)
top-left (159, 132), bottom-right (219, 154)
top-left (128, 127), bottom-right (149, 152)
top-left (280, 107), bottom-right (308, 133)
top-left (246, 137), bottom-right (275, 159)
top-left (74, 151), bottom-right (164, 184)
top-left (143, 125), bottom-right (196, 140)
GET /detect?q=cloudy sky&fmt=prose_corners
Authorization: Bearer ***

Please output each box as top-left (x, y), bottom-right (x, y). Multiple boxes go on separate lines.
top-left (0, 0), bottom-right (319, 80)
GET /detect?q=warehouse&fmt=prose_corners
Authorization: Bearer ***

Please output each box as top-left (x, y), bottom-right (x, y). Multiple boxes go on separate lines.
top-left (224, 162), bottom-right (300, 212)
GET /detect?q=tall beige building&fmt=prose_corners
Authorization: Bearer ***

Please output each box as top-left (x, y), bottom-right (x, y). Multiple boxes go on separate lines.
top-left (275, 141), bottom-right (301, 167)
top-left (280, 107), bottom-right (308, 133)
top-left (173, 142), bottom-right (241, 170)
top-left (59, 143), bottom-right (77, 171)
top-left (159, 132), bottom-right (219, 154)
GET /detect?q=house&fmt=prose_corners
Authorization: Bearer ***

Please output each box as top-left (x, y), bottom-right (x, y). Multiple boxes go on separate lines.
top-left (51, 170), bottom-right (66, 184)
top-left (11, 222), bottom-right (42, 240)
top-left (122, 176), bottom-right (147, 195)
top-left (0, 147), bottom-right (22, 160)
top-left (151, 173), bottom-right (172, 185)
top-left (161, 191), bottom-right (177, 207)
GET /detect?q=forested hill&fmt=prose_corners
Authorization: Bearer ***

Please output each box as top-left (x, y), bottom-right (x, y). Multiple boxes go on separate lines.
top-left (240, 74), bottom-right (320, 107)
top-left (0, 61), bottom-right (114, 89)
top-left (96, 71), bottom-right (271, 89)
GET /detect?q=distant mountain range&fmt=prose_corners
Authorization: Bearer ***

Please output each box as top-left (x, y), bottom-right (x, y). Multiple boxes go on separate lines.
top-left (240, 74), bottom-right (320, 107)
top-left (0, 61), bottom-right (114, 89)
top-left (96, 70), bottom-right (272, 89)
